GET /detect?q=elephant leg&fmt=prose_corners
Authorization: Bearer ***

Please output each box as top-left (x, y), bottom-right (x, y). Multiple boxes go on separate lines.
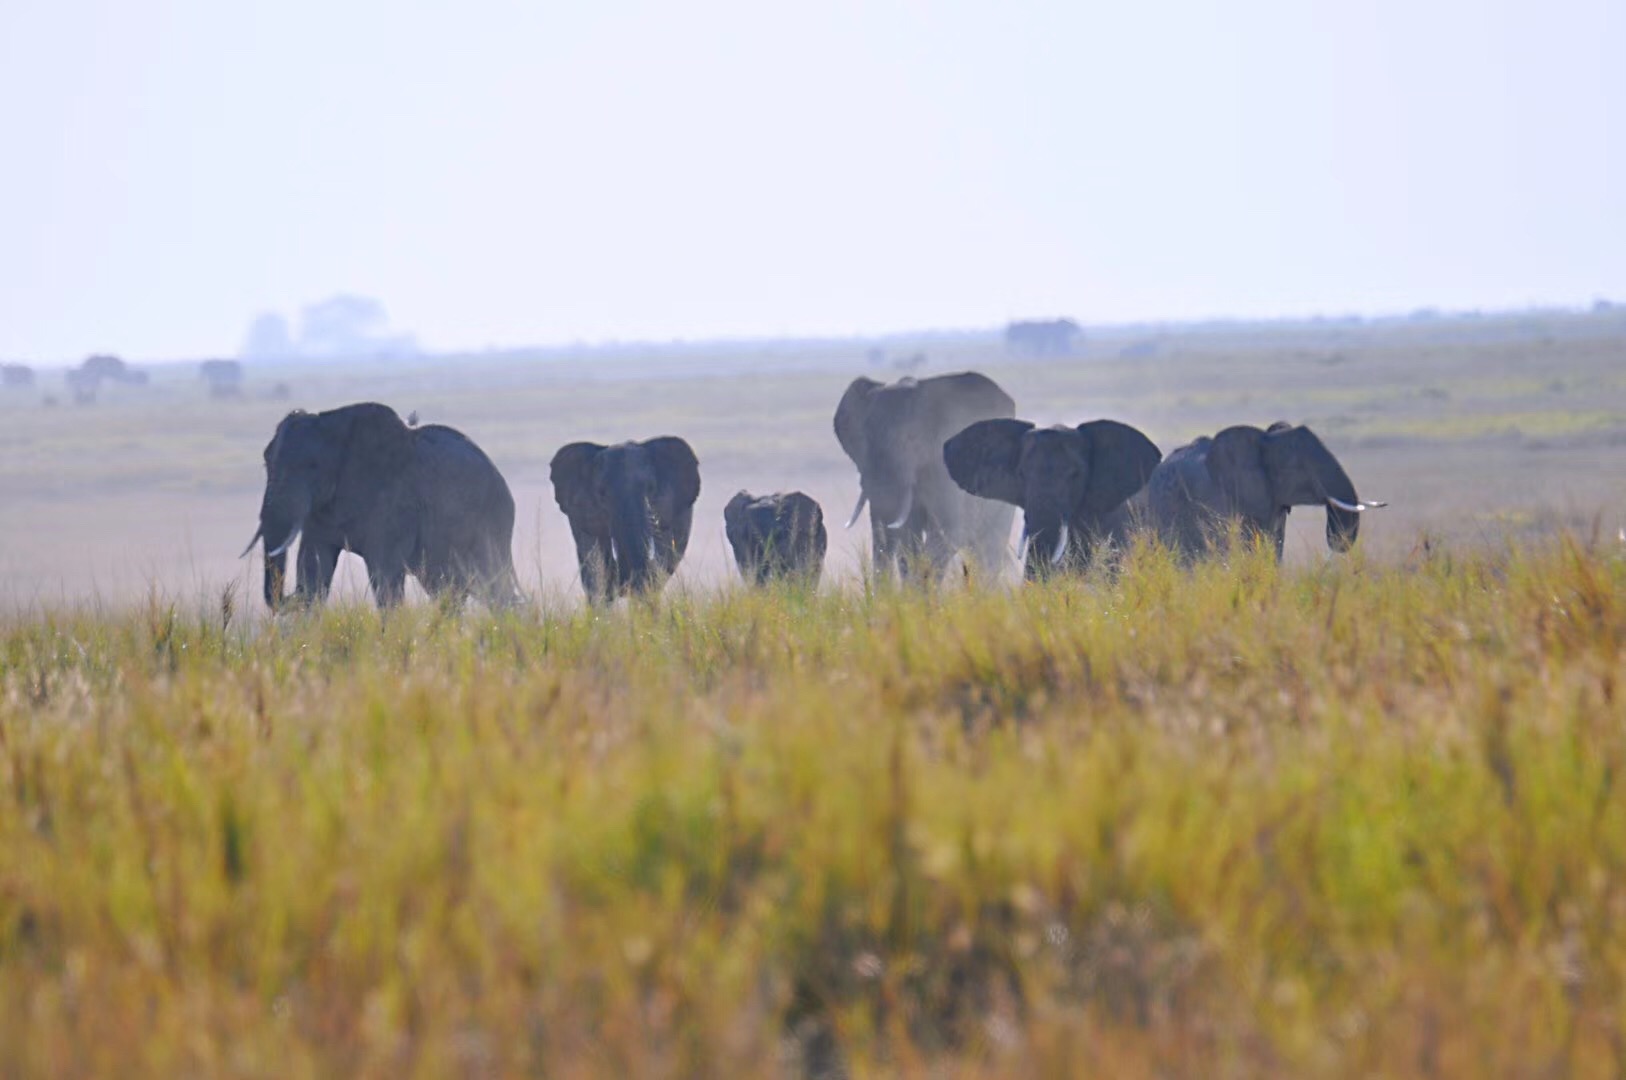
top-left (368, 563), bottom-right (408, 609)
top-left (569, 521), bottom-right (614, 605)
top-left (974, 510), bottom-right (1018, 579)
top-left (870, 517), bottom-right (897, 581)
top-left (648, 506), bottom-right (693, 586)
top-left (296, 541), bottom-right (340, 604)
top-left (893, 531), bottom-right (923, 582)
top-left (896, 504), bottom-right (943, 584)
top-left (921, 526), bottom-right (956, 581)
top-left (582, 549), bottom-right (612, 605)
top-left (477, 556), bottom-right (520, 609)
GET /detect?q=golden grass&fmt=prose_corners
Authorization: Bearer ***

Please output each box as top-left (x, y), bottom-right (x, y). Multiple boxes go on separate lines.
top-left (2, 537), bottom-right (1625, 1077)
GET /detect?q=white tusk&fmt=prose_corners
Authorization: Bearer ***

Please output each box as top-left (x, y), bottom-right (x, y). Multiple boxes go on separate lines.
top-left (647, 538), bottom-right (658, 563)
top-left (1050, 523), bottom-right (1071, 566)
top-left (845, 491), bottom-right (868, 530)
top-left (265, 527), bottom-right (302, 558)
top-left (239, 526), bottom-right (263, 558)
top-left (1015, 525), bottom-right (1031, 565)
top-left (1327, 496), bottom-right (1388, 513)
top-left (886, 487), bottom-right (914, 530)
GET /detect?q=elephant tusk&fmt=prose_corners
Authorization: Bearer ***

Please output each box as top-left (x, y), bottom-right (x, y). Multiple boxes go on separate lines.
top-left (647, 537), bottom-right (659, 563)
top-left (886, 486), bottom-right (914, 530)
top-left (1050, 524), bottom-right (1071, 566)
top-left (265, 527), bottom-right (302, 558)
top-left (239, 526), bottom-right (263, 558)
top-left (1015, 525), bottom-right (1031, 565)
top-left (1327, 496), bottom-right (1388, 513)
top-left (845, 491), bottom-right (868, 530)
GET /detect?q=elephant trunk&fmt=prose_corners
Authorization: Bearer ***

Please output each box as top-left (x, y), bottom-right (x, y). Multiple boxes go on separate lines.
top-left (256, 480), bottom-right (309, 609)
top-left (264, 548), bottom-right (289, 609)
top-left (1019, 507), bottom-right (1071, 578)
top-left (258, 507), bottom-right (297, 609)
top-left (1319, 460), bottom-right (1361, 553)
top-left (612, 493), bottom-right (656, 592)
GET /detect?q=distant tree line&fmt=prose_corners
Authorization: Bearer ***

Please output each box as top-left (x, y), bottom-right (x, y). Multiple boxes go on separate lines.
top-left (242, 295), bottom-right (419, 361)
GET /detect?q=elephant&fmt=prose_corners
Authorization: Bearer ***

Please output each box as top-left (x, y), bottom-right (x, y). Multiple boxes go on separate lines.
top-left (243, 402), bottom-right (517, 609)
top-left (1107, 422), bottom-right (1385, 561)
top-left (943, 418), bottom-right (1162, 578)
top-left (724, 490), bottom-right (828, 586)
top-left (833, 371), bottom-right (1017, 581)
top-left (550, 437), bottom-right (701, 602)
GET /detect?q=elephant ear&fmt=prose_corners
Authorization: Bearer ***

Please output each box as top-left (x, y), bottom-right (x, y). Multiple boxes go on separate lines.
top-left (644, 436), bottom-right (701, 509)
top-left (723, 491), bottom-right (754, 553)
top-left (550, 441), bottom-right (607, 524)
top-left (1206, 425), bottom-right (1272, 513)
top-left (332, 402), bottom-right (414, 500)
top-left (833, 377), bottom-right (882, 466)
top-left (942, 418), bottom-right (1033, 505)
top-left (1076, 420), bottom-right (1162, 514)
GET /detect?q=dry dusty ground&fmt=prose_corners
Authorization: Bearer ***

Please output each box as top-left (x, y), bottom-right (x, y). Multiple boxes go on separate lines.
top-left (2, 312), bottom-right (1624, 611)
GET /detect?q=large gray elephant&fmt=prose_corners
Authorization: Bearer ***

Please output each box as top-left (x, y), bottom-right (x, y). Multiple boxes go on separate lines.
top-left (550, 437), bottom-right (700, 602)
top-left (1109, 422), bottom-right (1385, 560)
top-left (943, 418), bottom-right (1162, 578)
top-left (724, 490), bottom-right (827, 586)
top-left (833, 371), bottom-right (1017, 581)
top-left (244, 402), bottom-right (517, 609)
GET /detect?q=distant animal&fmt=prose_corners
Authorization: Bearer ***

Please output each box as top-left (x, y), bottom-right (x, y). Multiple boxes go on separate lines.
top-left (243, 402), bottom-right (517, 609)
top-left (1107, 422), bottom-right (1385, 561)
top-left (79, 354), bottom-right (133, 382)
top-left (724, 491), bottom-right (827, 586)
top-left (944, 418), bottom-right (1162, 578)
top-left (834, 371), bottom-right (1017, 582)
top-left (1004, 318), bottom-right (1081, 358)
top-left (551, 437), bottom-right (701, 602)
top-left (65, 354), bottom-right (146, 402)
top-left (1, 363), bottom-right (34, 388)
top-left (199, 359), bottom-right (243, 399)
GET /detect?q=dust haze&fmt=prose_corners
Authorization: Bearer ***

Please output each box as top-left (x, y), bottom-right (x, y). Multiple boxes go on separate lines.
top-left (3, 306), bottom-right (1623, 612)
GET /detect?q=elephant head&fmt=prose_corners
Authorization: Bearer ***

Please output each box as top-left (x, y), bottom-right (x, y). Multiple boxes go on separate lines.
top-left (244, 403), bottom-right (412, 607)
top-left (551, 436), bottom-right (701, 600)
top-left (944, 418), bottom-right (1161, 576)
top-left (1205, 423), bottom-right (1383, 554)
top-left (832, 377), bottom-right (908, 529)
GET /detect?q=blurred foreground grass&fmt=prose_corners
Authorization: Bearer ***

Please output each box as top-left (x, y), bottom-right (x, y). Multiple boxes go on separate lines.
top-left (2, 538), bottom-right (1624, 1077)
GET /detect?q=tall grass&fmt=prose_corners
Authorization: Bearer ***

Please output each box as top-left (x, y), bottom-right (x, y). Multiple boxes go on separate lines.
top-left (2, 538), bottom-right (1624, 1076)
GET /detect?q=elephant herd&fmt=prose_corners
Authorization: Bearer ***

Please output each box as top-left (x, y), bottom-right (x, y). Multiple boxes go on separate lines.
top-left (242, 372), bottom-right (1383, 609)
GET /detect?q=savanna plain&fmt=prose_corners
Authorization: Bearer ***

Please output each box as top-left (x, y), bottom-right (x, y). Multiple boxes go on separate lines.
top-left (2, 313), bottom-right (1625, 1076)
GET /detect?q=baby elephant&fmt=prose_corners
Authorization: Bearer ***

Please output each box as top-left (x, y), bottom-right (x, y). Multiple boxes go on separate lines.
top-left (724, 491), bottom-right (828, 586)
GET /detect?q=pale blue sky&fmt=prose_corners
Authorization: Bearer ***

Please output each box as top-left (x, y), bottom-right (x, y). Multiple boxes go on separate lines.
top-left (1, 0), bottom-right (1619, 361)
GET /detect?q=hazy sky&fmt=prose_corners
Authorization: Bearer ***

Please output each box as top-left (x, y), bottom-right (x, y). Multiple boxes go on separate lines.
top-left (1, 0), bottom-right (1620, 361)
